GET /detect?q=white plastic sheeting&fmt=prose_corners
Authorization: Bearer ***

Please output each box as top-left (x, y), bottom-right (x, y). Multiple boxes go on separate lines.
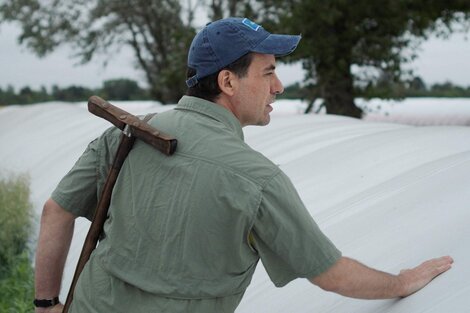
top-left (1, 99), bottom-right (469, 312)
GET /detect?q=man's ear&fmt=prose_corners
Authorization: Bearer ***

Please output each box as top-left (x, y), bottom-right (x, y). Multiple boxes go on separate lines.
top-left (218, 70), bottom-right (238, 96)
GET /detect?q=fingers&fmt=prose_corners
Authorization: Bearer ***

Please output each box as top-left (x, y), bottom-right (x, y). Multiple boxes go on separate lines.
top-left (421, 256), bottom-right (453, 276)
top-left (398, 255), bottom-right (453, 297)
top-left (401, 256), bottom-right (453, 274)
top-left (424, 255), bottom-right (453, 266)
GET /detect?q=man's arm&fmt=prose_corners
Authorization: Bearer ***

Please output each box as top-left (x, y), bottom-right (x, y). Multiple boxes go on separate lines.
top-left (35, 198), bottom-right (76, 313)
top-left (311, 256), bottom-right (453, 299)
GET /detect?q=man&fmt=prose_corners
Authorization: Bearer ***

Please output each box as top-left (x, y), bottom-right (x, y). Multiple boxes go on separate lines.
top-left (34, 17), bottom-right (453, 313)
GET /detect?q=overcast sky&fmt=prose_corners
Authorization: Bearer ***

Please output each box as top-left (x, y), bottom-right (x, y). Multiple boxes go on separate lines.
top-left (1, 22), bottom-right (469, 91)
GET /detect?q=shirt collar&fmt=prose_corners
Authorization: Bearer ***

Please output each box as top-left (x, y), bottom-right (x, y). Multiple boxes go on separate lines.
top-left (175, 96), bottom-right (244, 141)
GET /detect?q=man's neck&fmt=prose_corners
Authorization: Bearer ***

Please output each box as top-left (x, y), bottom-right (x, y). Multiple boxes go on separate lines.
top-left (214, 95), bottom-right (244, 127)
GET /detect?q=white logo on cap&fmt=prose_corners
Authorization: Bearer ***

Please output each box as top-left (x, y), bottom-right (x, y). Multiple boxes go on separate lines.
top-left (242, 18), bottom-right (260, 31)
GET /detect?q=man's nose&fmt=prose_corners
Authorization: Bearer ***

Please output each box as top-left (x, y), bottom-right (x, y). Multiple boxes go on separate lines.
top-left (272, 73), bottom-right (284, 95)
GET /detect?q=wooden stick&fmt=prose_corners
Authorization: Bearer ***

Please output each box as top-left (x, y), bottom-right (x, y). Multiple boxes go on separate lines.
top-left (63, 133), bottom-right (134, 312)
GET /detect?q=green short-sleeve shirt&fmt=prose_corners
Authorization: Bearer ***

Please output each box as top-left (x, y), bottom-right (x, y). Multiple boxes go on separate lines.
top-left (52, 96), bottom-right (341, 312)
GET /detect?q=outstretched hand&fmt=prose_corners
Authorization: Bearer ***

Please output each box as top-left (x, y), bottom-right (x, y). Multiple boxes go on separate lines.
top-left (398, 256), bottom-right (454, 297)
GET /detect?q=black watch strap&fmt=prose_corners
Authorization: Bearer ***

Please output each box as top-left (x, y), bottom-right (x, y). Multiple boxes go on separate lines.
top-left (33, 296), bottom-right (60, 308)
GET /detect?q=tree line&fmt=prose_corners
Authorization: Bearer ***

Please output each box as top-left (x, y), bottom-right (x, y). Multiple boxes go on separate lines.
top-left (281, 77), bottom-right (470, 101)
top-left (0, 79), bottom-right (150, 105)
top-left (2, 76), bottom-right (469, 106)
top-left (1, 0), bottom-right (469, 117)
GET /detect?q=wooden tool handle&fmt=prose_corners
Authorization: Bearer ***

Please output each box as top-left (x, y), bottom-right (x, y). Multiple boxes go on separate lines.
top-left (63, 133), bottom-right (135, 313)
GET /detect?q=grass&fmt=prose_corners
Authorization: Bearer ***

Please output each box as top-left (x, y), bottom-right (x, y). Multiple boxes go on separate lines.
top-left (0, 174), bottom-right (35, 312)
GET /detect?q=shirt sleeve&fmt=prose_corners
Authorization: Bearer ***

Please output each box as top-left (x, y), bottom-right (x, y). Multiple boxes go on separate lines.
top-left (51, 127), bottom-right (121, 220)
top-left (251, 170), bottom-right (341, 287)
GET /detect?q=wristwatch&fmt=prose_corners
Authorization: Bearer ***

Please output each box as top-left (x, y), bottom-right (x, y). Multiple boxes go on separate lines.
top-left (33, 296), bottom-right (60, 308)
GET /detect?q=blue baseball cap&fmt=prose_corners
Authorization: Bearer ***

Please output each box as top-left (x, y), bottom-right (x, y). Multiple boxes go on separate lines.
top-left (186, 17), bottom-right (301, 88)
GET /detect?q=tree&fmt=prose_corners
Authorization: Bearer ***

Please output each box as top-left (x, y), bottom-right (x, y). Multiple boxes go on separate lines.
top-left (256, 0), bottom-right (470, 117)
top-left (101, 78), bottom-right (146, 100)
top-left (51, 85), bottom-right (94, 102)
top-left (0, 85), bottom-right (16, 106)
top-left (208, 0), bottom-right (256, 20)
top-left (0, 0), bottom-right (196, 104)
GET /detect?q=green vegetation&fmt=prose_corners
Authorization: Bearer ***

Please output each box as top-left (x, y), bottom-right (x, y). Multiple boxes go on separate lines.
top-left (279, 78), bottom-right (470, 101)
top-left (362, 77), bottom-right (470, 99)
top-left (0, 174), bottom-right (35, 313)
top-left (0, 78), bottom-right (151, 105)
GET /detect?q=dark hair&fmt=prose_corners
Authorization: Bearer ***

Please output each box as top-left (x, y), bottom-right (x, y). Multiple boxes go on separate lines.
top-left (186, 53), bottom-right (254, 102)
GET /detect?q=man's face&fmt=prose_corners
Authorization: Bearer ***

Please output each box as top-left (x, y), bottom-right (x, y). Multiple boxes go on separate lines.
top-left (232, 53), bottom-right (284, 127)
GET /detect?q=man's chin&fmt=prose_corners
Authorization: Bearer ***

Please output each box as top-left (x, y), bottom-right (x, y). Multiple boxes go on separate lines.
top-left (258, 114), bottom-right (271, 126)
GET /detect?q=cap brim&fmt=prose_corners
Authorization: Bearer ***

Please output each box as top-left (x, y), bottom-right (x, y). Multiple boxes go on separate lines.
top-left (252, 34), bottom-right (301, 57)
